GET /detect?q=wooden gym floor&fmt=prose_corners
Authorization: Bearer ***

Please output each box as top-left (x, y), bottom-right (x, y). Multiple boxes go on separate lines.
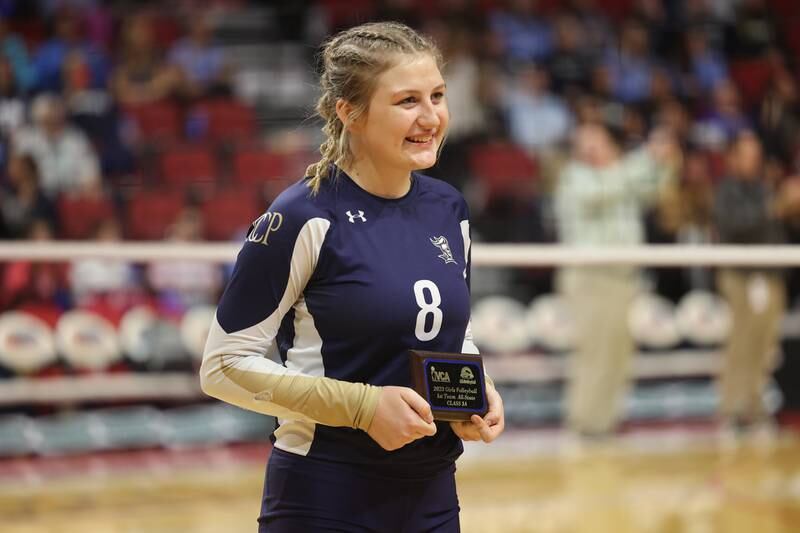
top-left (1, 428), bottom-right (800, 533)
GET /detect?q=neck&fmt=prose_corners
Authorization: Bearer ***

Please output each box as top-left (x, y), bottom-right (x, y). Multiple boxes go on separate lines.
top-left (341, 157), bottom-right (412, 199)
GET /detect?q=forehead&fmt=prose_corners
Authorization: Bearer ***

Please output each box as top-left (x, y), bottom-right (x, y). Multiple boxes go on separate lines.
top-left (373, 54), bottom-right (444, 95)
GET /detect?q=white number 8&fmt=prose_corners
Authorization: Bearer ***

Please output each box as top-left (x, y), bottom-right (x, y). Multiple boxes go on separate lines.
top-left (413, 280), bottom-right (442, 341)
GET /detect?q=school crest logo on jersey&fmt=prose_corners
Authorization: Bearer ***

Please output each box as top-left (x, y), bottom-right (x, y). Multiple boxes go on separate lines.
top-left (246, 211), bottom-right (283, 246)
top-left (430, 236), bottom-right (457, 265)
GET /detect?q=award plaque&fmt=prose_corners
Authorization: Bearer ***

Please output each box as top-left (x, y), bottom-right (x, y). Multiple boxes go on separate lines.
top-left (408, 350), bottom-right (488, 421)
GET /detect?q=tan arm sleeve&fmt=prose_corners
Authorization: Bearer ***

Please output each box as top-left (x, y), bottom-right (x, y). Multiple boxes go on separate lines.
top-left (201, 319), bottom-right (380, 431)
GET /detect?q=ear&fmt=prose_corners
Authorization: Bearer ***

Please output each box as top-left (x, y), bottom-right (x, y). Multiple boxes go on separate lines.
top-left (335, 99), bottom-right (362, 133)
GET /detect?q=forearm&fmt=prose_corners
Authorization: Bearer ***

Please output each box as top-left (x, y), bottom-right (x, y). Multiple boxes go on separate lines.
top-left (200, 318), bottom-right (380, 431)
top-left (201, 350), bottom-right (381, 430)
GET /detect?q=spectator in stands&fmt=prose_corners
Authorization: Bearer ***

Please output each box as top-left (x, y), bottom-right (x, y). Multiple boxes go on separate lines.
top-left (631, 0), bottom-right (670, 56)
top-left (1, 218), bottom-right (70, 315)
top-left (428, 24), bottom-right (489, 190)
top-left (489, 0), bottom-right (553, 64)
top-left (438, 25), bottom-right (487, 145)
top-left (654, 99), bottom-right (693, 147)
top-left (692, 79), bottom-right (751, 150)
top-left (0, 16), bottom-right (34, 93)
top-left (759, 70), bottom-right (800, 167)
top-left (169, 13), bottom-right (233, 99)
top-left (0, 154), bottom-right (55, 239)
top-left (110, 12), bottom-right (182, 106)
top-left (33, 6), bottom-right (108, 92)
top-left (70, 217), bottom-right (141, 324)
top-left (554, 122), bottom-right (681, 440)
top-left (545, 13), bottom-right (595, 99)
top-left (63, 50), bottom-right (134, 178)
top-left (601, 18), bottom-right (659, 105)
top-left (684, 27), bottom-right (728, 95)
top-left (81, 1), bottom-right (114, 53)
top-left (0, 54), bottom-right (26, 163)
top-left (505, 61), bottom-right (573, 152)
top-left (682, 0), bottom-right (726, 53)
top-left (713, 131), bottom-right (794, 440)
top-left (724, 0), bottom-right (780, 60)
top-left (648, 149), bottom-right (716, 301)
top-left (13, 93), bottom-right (101, 198)
top-left (146, 206), bottom-right (222, 316)
top-left (564, 0), bottom-right (613, 53)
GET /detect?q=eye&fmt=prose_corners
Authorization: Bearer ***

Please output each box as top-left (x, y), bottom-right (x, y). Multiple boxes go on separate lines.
top-left (432, 91), bottom-right (445, 102)
top-left (398, 96), bottom-right (417, 105)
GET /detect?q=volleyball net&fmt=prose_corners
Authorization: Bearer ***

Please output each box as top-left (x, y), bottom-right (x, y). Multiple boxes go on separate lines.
top-left (0, 242), bottom-right (798, 456)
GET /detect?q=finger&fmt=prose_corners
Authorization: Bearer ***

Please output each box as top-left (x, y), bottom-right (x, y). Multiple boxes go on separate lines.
top-left (400, 388), bottom-right (434, 424)
top-left (456, 421), bottom-right (481, 440)
top-left (484, 391), bottom-right (504, 426)
top-left (483, 405), bottom-right (500, 426)
top-left (471, 415), bottom-right (496, 443)
top-left (449, 421), bottom-right (480, 441)
top-left (418, 420), bottom-right (437, 437)
top-left (408, 413), bottom-right (437, 438)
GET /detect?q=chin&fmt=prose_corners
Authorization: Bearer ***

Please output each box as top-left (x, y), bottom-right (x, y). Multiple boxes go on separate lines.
top-left (408, 153), bottom-right (439, 171)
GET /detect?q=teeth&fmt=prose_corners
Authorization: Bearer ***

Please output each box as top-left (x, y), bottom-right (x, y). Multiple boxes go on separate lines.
top-left (408, 137), bottom-right (432, 143)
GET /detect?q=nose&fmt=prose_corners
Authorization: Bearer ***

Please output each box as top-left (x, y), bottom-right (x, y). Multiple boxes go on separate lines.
top-left (417, 101), bottom-right (440, 129)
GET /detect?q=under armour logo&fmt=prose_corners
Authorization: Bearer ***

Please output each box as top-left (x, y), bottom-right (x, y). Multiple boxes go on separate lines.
top-left (346, 210), bottom-right (366, 223)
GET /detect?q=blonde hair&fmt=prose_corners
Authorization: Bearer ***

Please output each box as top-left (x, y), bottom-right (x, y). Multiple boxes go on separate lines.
top-left (305, 21), bottom-right (443, 193)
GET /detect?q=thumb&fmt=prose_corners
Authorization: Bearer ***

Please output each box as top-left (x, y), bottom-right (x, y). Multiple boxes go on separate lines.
top-left (400, 388), bottom-right (434, 424)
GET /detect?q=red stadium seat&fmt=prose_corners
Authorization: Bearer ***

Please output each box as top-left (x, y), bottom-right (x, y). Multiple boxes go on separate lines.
top-left (201, 187), bottom-right (260, 240)
top-left (319, 0), bottom-right (375, 29)
top-left (729, 60), bottom-right (774, 110)
top-left (160, 144), bottom-right (218, 186)
top-left (232, 148), bottom-right (289, 184)
top-left (191, 99), bottom-right (257, 142)
top-left (153, 13), bottom-right (181, 49)
top-left (767, 0), bottom-right (799, 19)
top-left (785, 19), bottom-right (800, 58)
top-left (124, 101), bottom-right (182, 143)
top-left (10, 19), bottom-right (47, 49)
top-left (126, 189), bottom-right (185, 240)
top-left (469, 142), bottom-right (538, 200)
top-left (603, 0), bottom-right (635, 22)
top-left (58, 194), bottom-right (116, 239)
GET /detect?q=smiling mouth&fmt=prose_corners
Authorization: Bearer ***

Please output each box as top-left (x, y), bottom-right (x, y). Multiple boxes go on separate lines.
top-left (405, 136), bottom-right (433, 144)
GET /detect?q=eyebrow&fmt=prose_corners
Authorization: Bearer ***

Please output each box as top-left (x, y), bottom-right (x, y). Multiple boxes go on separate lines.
top-left (391, 83), bottom-right (447, 96)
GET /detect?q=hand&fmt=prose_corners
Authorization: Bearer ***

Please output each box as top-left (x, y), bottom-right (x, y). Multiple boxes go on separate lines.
top-left (450, 383), bottom-right (504, 443)
top-left (366, 386), bottom-right (437, 451)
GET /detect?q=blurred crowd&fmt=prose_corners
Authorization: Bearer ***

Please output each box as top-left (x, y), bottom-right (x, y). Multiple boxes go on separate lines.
top-left (0, 0), bottom-right (799, 322)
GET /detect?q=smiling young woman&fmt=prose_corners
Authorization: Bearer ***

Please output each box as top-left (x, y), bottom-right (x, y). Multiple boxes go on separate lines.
top-left (200, 21), bottom-right (504, 532)
top-left (335, 52), bottom-right (450, 197)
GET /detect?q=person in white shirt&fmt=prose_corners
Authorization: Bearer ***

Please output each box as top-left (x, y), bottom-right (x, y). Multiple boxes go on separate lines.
top-left (13, 93), bottom-right (100, 199)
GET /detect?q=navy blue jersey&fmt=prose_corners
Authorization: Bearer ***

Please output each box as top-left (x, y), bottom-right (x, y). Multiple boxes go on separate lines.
top-left (203, 167), bottom-right (477, 472)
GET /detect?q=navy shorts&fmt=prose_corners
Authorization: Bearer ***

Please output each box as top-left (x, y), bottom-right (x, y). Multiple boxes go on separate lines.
top-left (258, 448), bottom-right (460, 532)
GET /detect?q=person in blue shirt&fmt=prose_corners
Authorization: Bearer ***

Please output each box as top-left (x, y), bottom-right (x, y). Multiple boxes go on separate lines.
top-left (33, 9), bottom-right (108, 93)
top-left (200, 21), bottom-right (504, 533)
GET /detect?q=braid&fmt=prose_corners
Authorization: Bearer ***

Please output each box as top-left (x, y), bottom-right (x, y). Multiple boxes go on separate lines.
top-left (305, 22), bottom-right (442, 194)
